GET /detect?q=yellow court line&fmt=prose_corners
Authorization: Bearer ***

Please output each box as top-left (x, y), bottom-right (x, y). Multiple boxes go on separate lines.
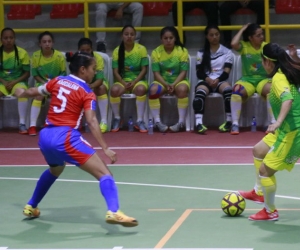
top-left (154, 209), bottom-right (192, 249)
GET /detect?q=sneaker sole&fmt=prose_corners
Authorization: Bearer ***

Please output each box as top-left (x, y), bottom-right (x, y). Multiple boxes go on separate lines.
top-left (219, 129), bottom-right (230, 132)
top-left (106, 219), bottom-right (138, 227)
top-left (23, 211), bottom-right (40, 218)
top-left (248, 217), bottom-right (278, 221)
top-left (158, 128), bottom-right (168, 133)
top-left (134, 125), bottom-right (147, 133)
top-left (230, 132), bottom-right (239, 135)
top-left (29, 133), bottom-right (37, 136)
top-left (111, 128), bottom-right (120, 132)
top-left (19, 131), bottom-right (28, 134)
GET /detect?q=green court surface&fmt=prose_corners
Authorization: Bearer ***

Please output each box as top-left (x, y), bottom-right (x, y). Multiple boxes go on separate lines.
top-left (1, 165), bottom-right (300, 250)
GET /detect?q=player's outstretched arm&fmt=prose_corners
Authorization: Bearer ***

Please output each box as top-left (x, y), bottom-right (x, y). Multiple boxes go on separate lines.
top-left (85, 109), bottom-right (117, 164)
top-left (14, 87), bottom-right (41, 98)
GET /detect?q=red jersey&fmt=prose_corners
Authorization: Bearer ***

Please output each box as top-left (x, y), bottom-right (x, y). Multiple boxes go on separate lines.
top-left (39, 74), bottom-right (96, 129)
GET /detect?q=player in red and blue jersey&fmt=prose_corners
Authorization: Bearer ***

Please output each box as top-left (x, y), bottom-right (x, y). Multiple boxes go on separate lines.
top-left (15, 51), bottom-right (138, 227)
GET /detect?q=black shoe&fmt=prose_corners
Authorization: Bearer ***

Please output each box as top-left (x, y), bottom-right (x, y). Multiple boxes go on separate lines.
top-left (97, 42), bottom-right (106, 53)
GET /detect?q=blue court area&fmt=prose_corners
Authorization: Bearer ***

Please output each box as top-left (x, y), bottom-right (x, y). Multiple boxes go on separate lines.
top-left (1, 164), bottom-right (300, 250)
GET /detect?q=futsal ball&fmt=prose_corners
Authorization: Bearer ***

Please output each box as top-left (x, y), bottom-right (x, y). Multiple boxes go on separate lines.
top-left (221, 192), bottom-right (246, 217)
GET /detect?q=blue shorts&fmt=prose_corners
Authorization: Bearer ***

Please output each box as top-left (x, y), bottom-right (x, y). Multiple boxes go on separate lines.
top-left (39, 126), bottom-right (95, 166)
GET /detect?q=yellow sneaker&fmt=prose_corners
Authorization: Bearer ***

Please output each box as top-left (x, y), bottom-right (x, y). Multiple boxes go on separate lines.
top-left (23, 204), bottom-right (40, 218)
top-left (99, 122), bottom-right (108, 133)
top-left (105, 210), bottom-right (138, 227)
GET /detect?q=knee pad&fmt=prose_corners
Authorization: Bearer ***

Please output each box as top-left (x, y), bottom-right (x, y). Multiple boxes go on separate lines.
top-left (232, 84), bottom-right (244, 96)
top-left (149, 84), bottom-right (163, 99)
top-left (193, 88), bottom-right (206, 114)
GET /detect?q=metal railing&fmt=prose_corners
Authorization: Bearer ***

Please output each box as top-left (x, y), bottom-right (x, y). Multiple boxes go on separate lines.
top-left (0, 0), bottom-right (299, 43)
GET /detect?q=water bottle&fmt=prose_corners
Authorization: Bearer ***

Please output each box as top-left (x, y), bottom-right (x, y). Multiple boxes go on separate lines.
top-left (128, 116), bottom-right (134, 132)
top-left (148, 118), bottom-right (154, 135)
top-left (251, 116), bottom-right (257, 132)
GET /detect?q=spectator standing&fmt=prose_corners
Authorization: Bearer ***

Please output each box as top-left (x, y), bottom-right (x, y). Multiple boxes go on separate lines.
top-left (95, 2), bottom-right (143, 53)
top-left (0, 27), bottom-right (30, 134)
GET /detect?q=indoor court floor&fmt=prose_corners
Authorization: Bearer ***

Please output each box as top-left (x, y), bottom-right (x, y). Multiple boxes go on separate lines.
top-left (1, 130), bottom-right (300, 250)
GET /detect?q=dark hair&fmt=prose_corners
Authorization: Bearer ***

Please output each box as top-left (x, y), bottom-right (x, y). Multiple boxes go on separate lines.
top-left (262, 43), bottom-right (300, 88)
top-left (118, 25), bottom-right (136, 77)
top-left (160, 26), bottom-right (185, 50)
top-left (78, 37), bottom-right (93, 50)
top-left (201, 24), bottom-right (220, 73)
top-left (0, 27), bottom-right (19, 70)
top-left (38, 31), bottom-right (54, 43)
top-left (65, 51), bottom-right (94, 74)
top-left (242, 23), bottom-right (262, 42)
top-left (37, 31), bottom-right (55, 65)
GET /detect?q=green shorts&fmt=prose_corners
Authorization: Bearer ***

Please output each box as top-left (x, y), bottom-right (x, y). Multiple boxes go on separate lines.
top-left (0, 82), bottom-right (27, 96)
top-left (113, 80), bottom-right (148, 94)
top-left (235, 78), bottom-right (270, 97)
top-left (263, 129), bottom-right (300, 172)
top-left (152, 80), bottom-right (190, 90)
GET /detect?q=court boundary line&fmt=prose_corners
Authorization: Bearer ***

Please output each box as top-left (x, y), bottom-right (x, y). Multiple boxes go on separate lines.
top-left (0, 164), bottom-right (259, 167)
top-left (0, 146), bottom-right (254, 150)
top-left (1, 176), bottom-right (300, 201)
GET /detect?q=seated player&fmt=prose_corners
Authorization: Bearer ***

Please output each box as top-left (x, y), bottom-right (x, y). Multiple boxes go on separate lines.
top-left (149, 26), bottom-right (190, 133)
top-left (193, 24), bottom-right (233, 134)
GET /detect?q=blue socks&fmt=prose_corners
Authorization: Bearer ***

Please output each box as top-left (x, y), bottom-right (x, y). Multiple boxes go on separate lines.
top-left (28, 169), bottom-right (57, 208)
top-left (100, 175), bottom-right (119, 212)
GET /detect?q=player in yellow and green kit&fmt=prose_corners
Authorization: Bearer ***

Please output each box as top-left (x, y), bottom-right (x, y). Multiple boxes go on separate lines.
top-left (230, 23), bottom-right (276, 135)
top-left (29, 31), bottom-right (67, 136)
top-left (149, 26), bottom-right (190, 133)
top-left (0, 27), bottom-right (30, 134)
top-left (238, 43), bottom-right (300, 221)
top-left (78, 37), bottom-right (110, 133)
top-left (110, 25), bottom-right (149, 133)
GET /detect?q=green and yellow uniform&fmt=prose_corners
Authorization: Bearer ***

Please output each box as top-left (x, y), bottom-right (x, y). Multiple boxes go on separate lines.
top-left (263, 69), bottom-right (300, 171)
top-left (0, 46), bottom-right (30, 95)
top-left (93, 52), bottom-right (109, 90)
top-left (112, 43), bottom-right (149, 91)
top-left (236, 41), bottom-right (269, 96)
top-left (151, 44), bottom-right (190, 88)
top-left (31, 49), bottom-right (66, 86)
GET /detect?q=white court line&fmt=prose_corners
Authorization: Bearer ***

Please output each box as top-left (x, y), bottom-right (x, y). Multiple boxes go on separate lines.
top-left (0, 146), bottom-right (253, 150)
top-left (0, 164), bottom-right (257, 167)
top-left (0, 176), bottom-right (300, 201)
top-left (1, 163), bottom-right (300, 167)
top-left (0, 247), bottom-right (253, 250)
